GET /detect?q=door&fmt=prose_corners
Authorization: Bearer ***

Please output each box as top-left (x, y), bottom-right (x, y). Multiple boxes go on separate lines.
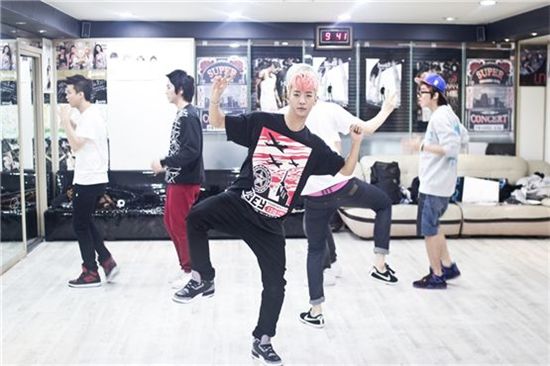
top-left (17, 41), bottom-right (47, 252)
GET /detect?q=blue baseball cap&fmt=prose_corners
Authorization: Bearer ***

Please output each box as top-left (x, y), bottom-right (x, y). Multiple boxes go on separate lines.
top-left (414, 73), bottom-right (447, 96)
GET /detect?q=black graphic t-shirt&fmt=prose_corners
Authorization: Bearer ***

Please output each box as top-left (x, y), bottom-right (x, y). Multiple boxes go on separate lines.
top-left (161, 104), bottom-right (204, 185)
top-left (226, 112), bottom-right (344, 218)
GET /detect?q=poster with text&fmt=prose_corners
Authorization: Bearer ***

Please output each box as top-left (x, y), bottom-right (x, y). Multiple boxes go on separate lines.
top-left (196, 56), bottom-right (248, 130)
top-left (466, 59), bottom-right (514, 132)
top-left (366, 58), bottom-right (403, 109)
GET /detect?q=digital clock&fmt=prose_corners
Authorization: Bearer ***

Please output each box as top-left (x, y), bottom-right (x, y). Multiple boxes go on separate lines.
top-left (315, 26), bottom-right (353, 50)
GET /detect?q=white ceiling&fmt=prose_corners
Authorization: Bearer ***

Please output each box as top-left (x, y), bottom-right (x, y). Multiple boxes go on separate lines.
top-left (42, 0), bottom-right (548, 25)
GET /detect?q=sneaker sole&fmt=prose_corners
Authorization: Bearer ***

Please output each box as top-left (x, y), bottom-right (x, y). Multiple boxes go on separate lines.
top-left (370, 275), bottom-right (398, 286)
top-left (299, 317), bottom-right (325, 329)
top-left (172, 289), bottom-right (215, 304)
top-left (68, 282), bottom-right (101, 288)
top-left (251, 351), bottom-right (283, 366)
top-left (105, 266), bottom-right (120, 283)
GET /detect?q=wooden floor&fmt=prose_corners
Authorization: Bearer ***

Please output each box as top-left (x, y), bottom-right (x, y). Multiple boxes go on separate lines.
top-left (1, 233), bottom-right (549, 365)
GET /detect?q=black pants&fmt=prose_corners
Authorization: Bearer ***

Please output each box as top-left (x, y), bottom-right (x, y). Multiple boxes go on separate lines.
top-left (73, 183), bottom-right (111, 271)
top-left (187, 190), bottom-right (286, 339)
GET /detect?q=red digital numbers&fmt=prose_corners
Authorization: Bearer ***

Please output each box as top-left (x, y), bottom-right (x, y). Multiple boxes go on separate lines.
top-left (317, 26), bottom-right (352, 48)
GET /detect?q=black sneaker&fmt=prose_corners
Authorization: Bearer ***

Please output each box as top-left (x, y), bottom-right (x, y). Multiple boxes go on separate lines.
top-left (442, 262), bottom-right (461, 280)
top-left (172, 278), bottom-right (215, 304)
top-left (251, 336), bottom-right (283, 366)
top-left (370, 264), bottom-right (398, 285)
top-left (413, 273), bottom-right (447, 289)
top-left (68, 266), bottom-right (101, 288)
top-left (429, 262), bottom-right (461, 281)
top-left (299, 309), bottom-right (325, 328)
top-left (100, 257), bottom-right (119, 283)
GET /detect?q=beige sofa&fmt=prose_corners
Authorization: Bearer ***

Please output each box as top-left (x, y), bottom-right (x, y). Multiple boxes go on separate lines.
top-left (339, 154), bottom-right (550, 238)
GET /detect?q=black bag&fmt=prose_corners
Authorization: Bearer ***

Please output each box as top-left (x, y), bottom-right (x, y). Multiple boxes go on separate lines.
top-left (370, 161), bottom-right (401, 204)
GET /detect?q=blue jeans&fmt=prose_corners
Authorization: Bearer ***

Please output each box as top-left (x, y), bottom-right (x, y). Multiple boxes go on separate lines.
top-left (417, 193), bottom-right (449, 237)
top-left (303, 178), bottom-right (392, 304)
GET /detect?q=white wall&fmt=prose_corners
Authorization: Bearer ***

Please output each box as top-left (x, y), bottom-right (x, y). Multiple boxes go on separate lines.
top-left (106, 38), bottom-right (195, 170)
top-left (517, 87), bottom-right (546, 160)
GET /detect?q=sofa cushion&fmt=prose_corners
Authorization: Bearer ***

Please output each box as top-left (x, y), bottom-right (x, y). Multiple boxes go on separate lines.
top-left (457, 154), bottom-right (528, 184)
top-left (338, 203), bottom-right (462, 238)
top-left (460, 203), bottom-right (550, 236)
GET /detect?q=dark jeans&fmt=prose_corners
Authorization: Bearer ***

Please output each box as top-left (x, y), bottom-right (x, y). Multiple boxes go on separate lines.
top-left (187, 190), bottom-right (286, 338)
top-left (73, 183), bottom-right (110, 272)
top-left (303, 178), bottom-right (392, 304)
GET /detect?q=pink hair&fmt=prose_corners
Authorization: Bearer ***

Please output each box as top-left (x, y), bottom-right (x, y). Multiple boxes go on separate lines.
top-left (288, 72), bottom-right (318, 92)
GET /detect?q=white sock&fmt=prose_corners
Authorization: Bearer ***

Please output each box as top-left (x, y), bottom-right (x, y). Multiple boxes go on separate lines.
top-left (191, 270), bottom-right (201, 282)
top-left (375, 253), bottom-right (386, 271)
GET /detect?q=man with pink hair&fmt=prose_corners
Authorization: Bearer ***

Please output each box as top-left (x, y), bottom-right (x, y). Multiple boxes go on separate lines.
top-left (171, 69), bottom-right (363, 365)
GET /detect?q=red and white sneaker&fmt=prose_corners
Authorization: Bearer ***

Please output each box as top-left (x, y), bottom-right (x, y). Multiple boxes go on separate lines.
top-left (68, 266), bottom-right (101, 288)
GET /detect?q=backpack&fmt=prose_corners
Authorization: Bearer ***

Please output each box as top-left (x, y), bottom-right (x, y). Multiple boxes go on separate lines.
top-left (370, 161), bottom-right (402, 204)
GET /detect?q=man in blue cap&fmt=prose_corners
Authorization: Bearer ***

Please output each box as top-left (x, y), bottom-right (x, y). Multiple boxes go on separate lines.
top-left (404, 73), bottom-right (467, 289)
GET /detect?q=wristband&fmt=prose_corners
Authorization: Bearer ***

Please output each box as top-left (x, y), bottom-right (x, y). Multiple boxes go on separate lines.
top-left (420, 142), bottom-right (425, 152)
top-left (210, 100), bottom-right (220, 105)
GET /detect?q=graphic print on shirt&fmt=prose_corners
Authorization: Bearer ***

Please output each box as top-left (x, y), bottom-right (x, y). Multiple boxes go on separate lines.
top-left (241, 127), bottom-right (312, 218)
top-left (165, 109), bottom-right (186, 183)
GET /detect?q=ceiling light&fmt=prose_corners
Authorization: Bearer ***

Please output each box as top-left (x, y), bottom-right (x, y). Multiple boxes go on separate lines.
top-left (479, 0), bottom-right (497, 6)
top-left (445, 17), bottom-right (455, 21)
top-left (15, 21), bottom-right (26, 25)
top-left (229, 42), bottom-right (240, 48)
top-left (281, 41), bottom-right (289, 46)
top-left (531, 32), bottom-right (538, 36)
top-left (338, 13), bottom-right (351, 22)
top-left (504, 38), bottom-right (510, 42)
top-left (38, 30), bottom-right (47, 33)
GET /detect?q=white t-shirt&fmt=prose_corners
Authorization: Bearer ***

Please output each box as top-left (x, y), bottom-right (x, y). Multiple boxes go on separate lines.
top-left (72, 105), bottom-right (109, 185)
top-left (279, 100), bottom-right (359, 195)
top-left (418, 105), bottom-right (462, 197)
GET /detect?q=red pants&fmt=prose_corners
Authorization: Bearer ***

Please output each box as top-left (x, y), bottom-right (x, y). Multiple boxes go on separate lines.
top-left (164, 183), bottom-right (201, 272)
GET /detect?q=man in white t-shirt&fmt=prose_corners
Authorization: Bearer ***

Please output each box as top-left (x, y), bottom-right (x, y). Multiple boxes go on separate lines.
top-left (59, 74), bottom-right (118, 288)
top-left (280, 64), bottom-right (398, 328)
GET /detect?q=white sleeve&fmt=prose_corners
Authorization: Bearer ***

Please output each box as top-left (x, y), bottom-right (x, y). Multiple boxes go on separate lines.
top-left (331, 104), bottom-right (361, 135)
top-left (433, 116), bottom-right (460, 158)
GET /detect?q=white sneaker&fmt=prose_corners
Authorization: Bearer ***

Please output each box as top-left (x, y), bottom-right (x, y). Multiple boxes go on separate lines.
top-left (330, 261), bottom-right (343, 278)
top-left (170, 271), bottom-right (192, 289)
top-left (323, 268), bottom-right (336, 287)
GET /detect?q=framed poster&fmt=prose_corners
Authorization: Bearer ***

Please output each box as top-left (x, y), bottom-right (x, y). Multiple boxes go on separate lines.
top-left (466, 59), bottom-right (514, 132)
top-left (196, 56), bottom-right (248, 130)
top-left (413, 59), bottom-right (461, 126)
top-left (365, 58), bottom-right (403, 108)
top-left (519, 45), bottom-right (547, 86)
top-left (313, 56), bottom-right (349, 107)
top-left (252, 56), bottom-right (301, 112)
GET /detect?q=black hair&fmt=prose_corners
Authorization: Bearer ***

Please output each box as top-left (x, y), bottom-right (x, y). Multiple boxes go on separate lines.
top-left (65, 74), bottom-right (92, 102)
top-left (166, 69), bottom-right (195, 102)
